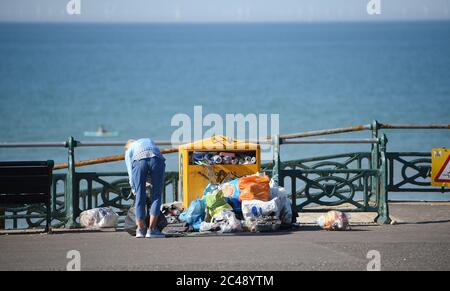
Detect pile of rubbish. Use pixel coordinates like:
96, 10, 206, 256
158, 201, 191, 234
79, 175, 352, 235
161, 201, 184, 224
177, 172, 296, 234
317, 210, 351, 231
191, 151, 257, 165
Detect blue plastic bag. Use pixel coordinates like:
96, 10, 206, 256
179, 199, 206, 231
221, 178, 242, 213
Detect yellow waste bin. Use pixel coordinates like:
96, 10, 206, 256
178, 135, 261, 209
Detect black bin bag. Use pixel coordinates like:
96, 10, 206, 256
124, 200, 168, 236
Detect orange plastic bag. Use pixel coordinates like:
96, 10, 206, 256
238, 174, 270, 202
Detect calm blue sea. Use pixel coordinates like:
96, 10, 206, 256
0, 22, 449, 200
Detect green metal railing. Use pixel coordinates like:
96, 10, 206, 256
46, 171, 179, 228
0, 138, 181, 229
271, 134, 391, 224
1, 120, 449, 229
269, 121, 449, 224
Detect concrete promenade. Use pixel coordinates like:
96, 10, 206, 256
1, 202, 449, 271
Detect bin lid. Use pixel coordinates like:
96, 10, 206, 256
178, 135, 259, 151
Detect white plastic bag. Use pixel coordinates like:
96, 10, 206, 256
199, 221, 221, 232
212, 209, 242, 233
80, 207, 119, 228
270, 185, 293, 224
270, 184, 287, 200
220, 210, 242, 233
317, 211, 350, 231
241, 198, 279, 221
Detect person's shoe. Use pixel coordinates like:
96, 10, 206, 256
146, 229, 165, 238
136, 228, 146, 238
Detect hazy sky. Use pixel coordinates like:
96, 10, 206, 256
1, 0, 449, 22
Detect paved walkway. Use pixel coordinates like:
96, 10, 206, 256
1, 202, 450, 271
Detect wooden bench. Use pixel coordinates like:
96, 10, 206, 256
0, 161, 54, 232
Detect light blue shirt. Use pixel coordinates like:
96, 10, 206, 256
125, 138, 165, 192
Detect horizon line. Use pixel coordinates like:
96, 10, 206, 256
1, 19, 450, 25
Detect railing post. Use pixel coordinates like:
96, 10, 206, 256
371, 120, 380, 161
65, 136, 78, 228
376, 134, 391, 224
173, 174, 179, 202
370, 120, 380, 199
272, 135, 281, 187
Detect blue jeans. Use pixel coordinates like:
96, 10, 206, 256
132, 157, 166, 220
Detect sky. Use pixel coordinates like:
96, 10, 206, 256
0, 0, 449, 22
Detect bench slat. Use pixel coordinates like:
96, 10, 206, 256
0, 175, 50, 180
0, 161, 51, 167
0, 193, 50, 204
0, 166, 51, 176
0, 182, 50, 194
0, 174, 51, 195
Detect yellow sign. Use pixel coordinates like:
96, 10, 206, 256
432, 148, 450, 187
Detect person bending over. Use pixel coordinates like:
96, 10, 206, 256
125, 138, 166, 238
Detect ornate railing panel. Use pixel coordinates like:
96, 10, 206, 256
277, 153, 378, 212
1, 171, 179, 229
387, 152, 450, 193
281, 169, 379, 212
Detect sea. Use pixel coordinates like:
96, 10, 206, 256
0, 21, 449, 201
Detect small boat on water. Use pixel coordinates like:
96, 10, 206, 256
84, 126, 119, 137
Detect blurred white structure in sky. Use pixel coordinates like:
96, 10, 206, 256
0, 0, 449, 22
